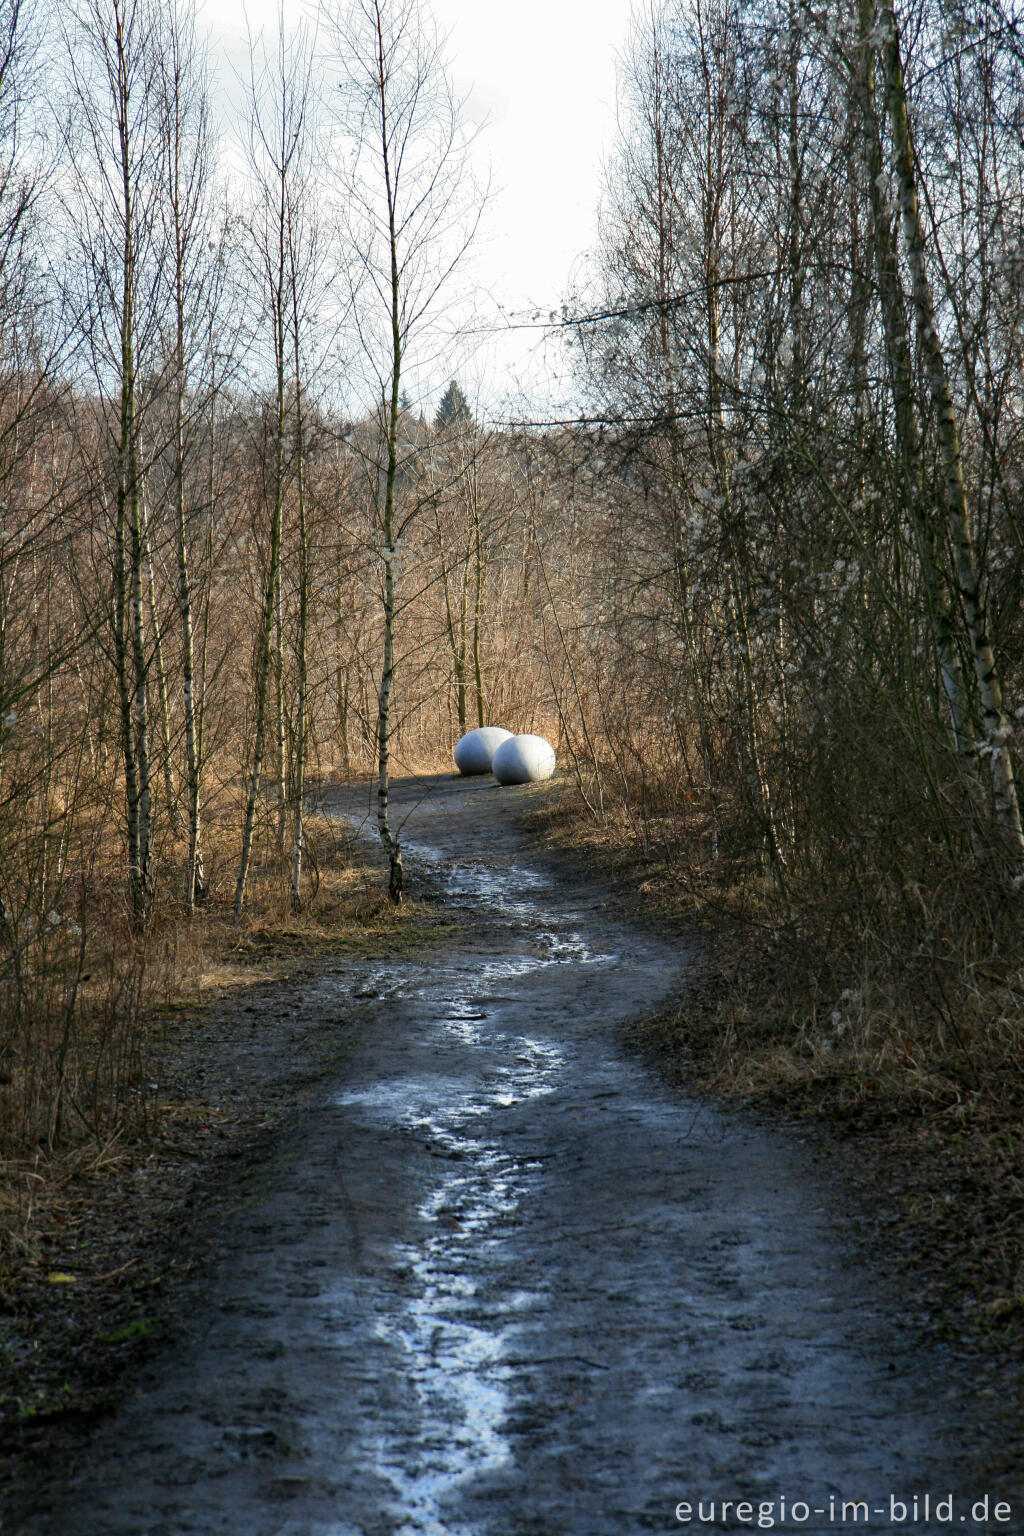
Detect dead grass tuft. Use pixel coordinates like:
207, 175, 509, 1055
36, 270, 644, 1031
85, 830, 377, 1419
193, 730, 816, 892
0, 800, 417, 1273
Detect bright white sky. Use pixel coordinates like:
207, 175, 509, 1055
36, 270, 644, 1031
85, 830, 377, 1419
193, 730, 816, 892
201, 0, 634, 415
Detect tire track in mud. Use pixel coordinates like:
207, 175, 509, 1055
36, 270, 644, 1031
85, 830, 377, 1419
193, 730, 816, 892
29, 775, 1022, 1536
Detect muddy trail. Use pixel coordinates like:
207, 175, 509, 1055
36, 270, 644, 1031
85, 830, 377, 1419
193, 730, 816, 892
26, 775, 1023, 1535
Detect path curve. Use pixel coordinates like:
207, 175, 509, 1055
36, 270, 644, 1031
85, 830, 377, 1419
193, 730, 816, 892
32, 775, 1020, 1536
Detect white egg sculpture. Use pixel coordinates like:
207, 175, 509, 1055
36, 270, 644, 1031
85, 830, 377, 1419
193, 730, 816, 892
453, 725, 513, 776
491, 733, 556, 786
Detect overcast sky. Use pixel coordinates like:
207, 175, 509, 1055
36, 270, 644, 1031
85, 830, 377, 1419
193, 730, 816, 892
202, 0, 633, 414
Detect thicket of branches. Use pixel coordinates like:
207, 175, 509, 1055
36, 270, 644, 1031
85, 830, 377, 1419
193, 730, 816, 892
556, 0, 1024, 1079
0, 0, 576, 1152
6, 0, 1024, 1152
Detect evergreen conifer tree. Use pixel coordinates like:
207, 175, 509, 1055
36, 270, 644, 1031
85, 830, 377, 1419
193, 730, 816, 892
434, 378, 473, 430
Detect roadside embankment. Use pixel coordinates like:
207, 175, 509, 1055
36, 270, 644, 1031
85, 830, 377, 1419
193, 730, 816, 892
527, 779, 1024, 1361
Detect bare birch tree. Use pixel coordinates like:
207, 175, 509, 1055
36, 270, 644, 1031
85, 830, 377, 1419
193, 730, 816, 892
324, 0, 481, 903
62, 0, 170, 926
233, 17, 318, 918
155, 0, 221, 907
871, 0, 1024, 868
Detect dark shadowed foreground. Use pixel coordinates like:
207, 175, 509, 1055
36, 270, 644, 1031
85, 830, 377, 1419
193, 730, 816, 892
24, 777, 1023, 1535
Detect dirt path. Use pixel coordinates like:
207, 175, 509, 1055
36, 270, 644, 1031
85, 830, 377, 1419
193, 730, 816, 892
25, 776, 1023, 1535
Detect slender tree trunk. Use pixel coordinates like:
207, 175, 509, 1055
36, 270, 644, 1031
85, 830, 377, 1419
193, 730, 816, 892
649, 34, 721, 858
471, 484, 485, 728
156, 0, 209, 909
126, 449, 153, 921
708, 244, 781, 869
377, 502, 403, 903
114, 483, 142, 916
856, 0, 983, 857
115, 79, 153, 927
143, 491, 183, 835
173, 339, 205, 904
435, 508, 468, 733
289, 295, 308, 912
455, 561, 469, 734
876, 0, 1024, 866
274, 556, 287, 850
377, 375, 403, 902
235, 238, 288, 917
128, 462, 153, 920
375, 20, 404, 905
193, 332, 218, 904
335, 558, 353, 775
175, 446, 204, 904
234, 454, 285, 916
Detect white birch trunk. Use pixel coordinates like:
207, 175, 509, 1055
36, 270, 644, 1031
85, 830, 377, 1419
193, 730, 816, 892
877, 0, 1024, 867
289, 280, 308, 912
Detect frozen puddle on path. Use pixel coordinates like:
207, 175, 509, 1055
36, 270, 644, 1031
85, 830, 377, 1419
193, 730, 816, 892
403, 840, 606, 964
332, 863, 594, 1536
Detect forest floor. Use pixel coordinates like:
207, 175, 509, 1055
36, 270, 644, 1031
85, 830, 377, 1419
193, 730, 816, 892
2, 773, 1023, 1535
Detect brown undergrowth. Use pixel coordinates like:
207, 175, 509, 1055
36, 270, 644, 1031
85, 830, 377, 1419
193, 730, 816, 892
528, 777, 1024, 1359
0, 793, 444, 1456
0, 801, 392, 1159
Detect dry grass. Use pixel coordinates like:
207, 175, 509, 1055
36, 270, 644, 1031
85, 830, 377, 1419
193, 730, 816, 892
0, 794, 417, 1273
529, 774, 1024, 1351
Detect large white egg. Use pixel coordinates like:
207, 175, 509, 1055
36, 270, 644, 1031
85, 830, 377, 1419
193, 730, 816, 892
491, 733, 556, 785
453, 726, 513, 776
